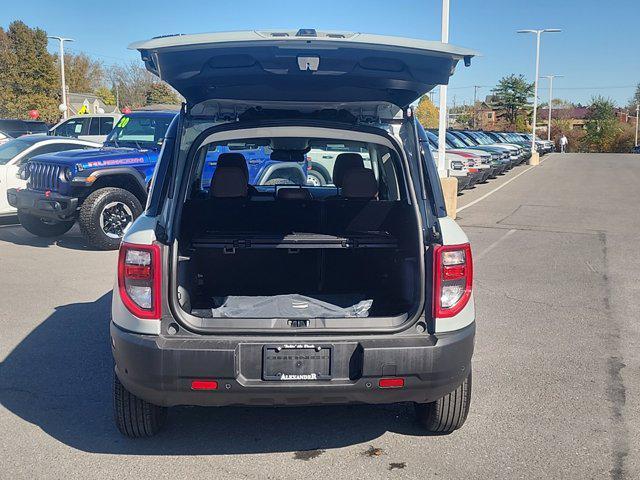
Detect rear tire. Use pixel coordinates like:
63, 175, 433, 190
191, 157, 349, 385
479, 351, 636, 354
79, 187, 143, 250
17, 210, 75, 237
415, 371, 472, 433
114, 373, 167, 438
306, 170, 326, 186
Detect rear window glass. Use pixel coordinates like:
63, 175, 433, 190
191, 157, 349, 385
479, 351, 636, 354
192, 136, 403, 201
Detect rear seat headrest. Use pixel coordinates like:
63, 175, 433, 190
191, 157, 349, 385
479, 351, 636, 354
277, 187, 312, 200
341, 167, 378, 199
333, 153, 364, 187
210, 167, 248, 198
217, 152, 248, 180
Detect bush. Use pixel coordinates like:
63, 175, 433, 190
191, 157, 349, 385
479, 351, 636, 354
611, 123, 636, 153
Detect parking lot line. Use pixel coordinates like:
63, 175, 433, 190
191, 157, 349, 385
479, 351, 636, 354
474, 228, 517, 261
458, 154, 554, 213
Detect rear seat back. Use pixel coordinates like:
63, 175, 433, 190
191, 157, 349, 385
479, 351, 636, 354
341, 167, 378, 199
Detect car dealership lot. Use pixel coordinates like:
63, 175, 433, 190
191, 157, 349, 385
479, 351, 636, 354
1, 153, 639, 479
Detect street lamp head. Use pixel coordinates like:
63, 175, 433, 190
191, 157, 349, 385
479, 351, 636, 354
47, 36, 74, 43
517, 29, 561, 34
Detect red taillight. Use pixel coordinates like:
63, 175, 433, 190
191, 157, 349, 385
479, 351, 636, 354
191, 380, 218, 390
433, 243, 473, 318
379, 378, 405, 389
118, 242, 161, 320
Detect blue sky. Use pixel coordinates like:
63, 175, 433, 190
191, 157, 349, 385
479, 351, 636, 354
2, 0, 638, 107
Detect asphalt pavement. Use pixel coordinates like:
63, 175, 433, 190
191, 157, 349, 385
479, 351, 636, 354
0, 153, 638, 479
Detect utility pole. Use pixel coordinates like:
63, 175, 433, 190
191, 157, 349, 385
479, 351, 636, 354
48, 36, 74, 120
437, 0, 450, 176
541, 75, 563, 141
473, 85, 481, 129
517, 29, 561, 160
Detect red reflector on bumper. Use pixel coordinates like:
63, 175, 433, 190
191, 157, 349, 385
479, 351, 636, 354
379, 378, 404, 389
191, 380, 218, 390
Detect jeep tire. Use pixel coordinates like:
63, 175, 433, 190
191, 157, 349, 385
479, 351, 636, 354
114, 373, 167, 438
306, 169, 326, 186
17, 210, 75, 237
415, 371, 472, 434
79, 187, 143, 250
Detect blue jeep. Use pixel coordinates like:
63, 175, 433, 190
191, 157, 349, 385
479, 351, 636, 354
8, 110, 308, 249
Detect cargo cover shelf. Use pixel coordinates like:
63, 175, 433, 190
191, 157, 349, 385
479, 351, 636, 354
190, 231, 398, 250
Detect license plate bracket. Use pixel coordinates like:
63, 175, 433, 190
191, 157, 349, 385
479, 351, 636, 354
262, 344, 332, 381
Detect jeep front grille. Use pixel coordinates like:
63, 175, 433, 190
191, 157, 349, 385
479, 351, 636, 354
29, 162, 61, 192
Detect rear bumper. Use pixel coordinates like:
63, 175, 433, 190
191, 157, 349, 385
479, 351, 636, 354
111, 321, 475, 407
8, 188, 78, 221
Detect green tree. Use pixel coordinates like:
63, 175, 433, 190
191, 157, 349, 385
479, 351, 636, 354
95, 86, 116, 105
491, 74, 534, 128
0, 21, 58, 122
415, 95, 439, 128
145, 82, 181, 105
580, 96, 620, 152
61, 52, 104, 92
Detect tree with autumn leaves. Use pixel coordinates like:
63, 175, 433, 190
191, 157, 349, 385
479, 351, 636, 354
415, 96, 439, 128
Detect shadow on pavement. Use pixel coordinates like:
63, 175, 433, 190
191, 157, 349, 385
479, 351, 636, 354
0, 224, 93, 251
0, 292, 428, 455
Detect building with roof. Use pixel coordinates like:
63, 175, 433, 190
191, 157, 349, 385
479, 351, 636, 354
67, 93, 120, 116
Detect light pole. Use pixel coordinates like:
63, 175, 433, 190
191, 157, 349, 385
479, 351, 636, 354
437, 0, 450, 176
541, 74, 563, 141
473, 85, 481, 129
517, 29, 561, 159
48, 36, 74, 119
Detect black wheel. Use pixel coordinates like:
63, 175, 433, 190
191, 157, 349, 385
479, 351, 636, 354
306, 169, 326, 187
17, 210, 75, 237
415, 371, 472, 433
78, 187, 143, 250
114, 373, 167, 438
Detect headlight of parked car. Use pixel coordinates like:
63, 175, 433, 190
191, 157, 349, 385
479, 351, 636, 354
17, 163, 31, 180
59, 167, 73, 182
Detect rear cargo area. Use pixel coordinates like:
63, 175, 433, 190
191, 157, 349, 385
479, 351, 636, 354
175, 193, 420, 321
171, 133, 423, 327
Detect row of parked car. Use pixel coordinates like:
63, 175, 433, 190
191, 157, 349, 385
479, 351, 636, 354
419, 125, 554, 192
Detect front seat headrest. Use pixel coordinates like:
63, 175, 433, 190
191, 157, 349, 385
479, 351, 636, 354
341, 167, 378, 199
333, 153, 364, 187
210, 166, 248, 198
217, 152, 248, 180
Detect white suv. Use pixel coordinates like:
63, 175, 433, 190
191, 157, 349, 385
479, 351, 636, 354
111, 29, 477, 437
49, 114, 121, 143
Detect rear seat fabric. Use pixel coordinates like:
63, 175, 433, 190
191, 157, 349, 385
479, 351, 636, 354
341, 167, 378, 199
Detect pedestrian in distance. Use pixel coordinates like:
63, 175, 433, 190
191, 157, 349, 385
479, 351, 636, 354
559, 134, 568, 153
